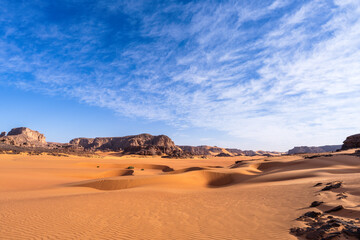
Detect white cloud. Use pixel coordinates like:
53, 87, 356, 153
1, 0, 360, 150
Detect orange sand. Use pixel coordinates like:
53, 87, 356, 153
1, 151, 359, 239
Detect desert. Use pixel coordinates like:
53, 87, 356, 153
2, 1, 360, 239
1, 128, 360, 239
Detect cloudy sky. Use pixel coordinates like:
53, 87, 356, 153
0, 0, 359, 151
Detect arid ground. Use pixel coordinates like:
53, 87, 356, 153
1, 151, 360, 239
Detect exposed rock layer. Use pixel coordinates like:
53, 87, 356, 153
70, 134, 181, 155
342, 134, 360, 150
179, 146, 282, 157
0, 127, 46, 147
0, 127, 284, 156
288, 145, 341, 154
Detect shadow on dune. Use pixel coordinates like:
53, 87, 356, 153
69, 154, 360, 191
69, 170, 236, 190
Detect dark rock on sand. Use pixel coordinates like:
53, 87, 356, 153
325, 205, 344, 213
303, 211, 322, 219
336, 192, 348, 199
310, 201, 324, 208
313, 182, 323, 187
305, 229, 325, 240
321, 181, 342, 191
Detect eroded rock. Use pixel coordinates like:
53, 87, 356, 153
0, 127, 46, 147
70, 134, 181, 155
321, 181, 342, 191
342, 133, 360, 150
310, 201, 324, 208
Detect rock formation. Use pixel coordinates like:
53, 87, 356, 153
341, 134, 360, 150
225, 148, 245, 156
69, 134, 181, 155
178, 146, 229, 156
0, 127, 46, 147
0, 127, 285, 157
179, 146, 282, 156
288, 145, 341, 154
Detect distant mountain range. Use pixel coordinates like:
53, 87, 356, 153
1, 127, 359, 157
287, 145, 342, 154
0, 127, 282, 157
178, 145, 282, 156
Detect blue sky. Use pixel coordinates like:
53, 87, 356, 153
1, 0, 359, 151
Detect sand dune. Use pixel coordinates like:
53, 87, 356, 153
1, 151, 359, 239
72, 170, 234, 190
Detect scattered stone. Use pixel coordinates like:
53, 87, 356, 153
290, 227, 308, 236
325, 205, 344, 213
0, 132, 6, 137
291, 182, 360, 240
321, 181, 342, 191
322, 232, 341, 240
291, 215, 360, 240
336, 192, 347, 199
305, 229, 325, 240
310, 201, 324, 207
314, 182, 323, 187
343, 227, 360, 237
303, 211, 322, 219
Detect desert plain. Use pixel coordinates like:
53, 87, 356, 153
1, 150, 360, 240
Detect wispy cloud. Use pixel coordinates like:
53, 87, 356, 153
0, 0, 359, 150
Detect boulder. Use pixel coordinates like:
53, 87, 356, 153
341, 134, 360, 150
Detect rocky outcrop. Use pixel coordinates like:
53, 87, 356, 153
0, 127, 46, 147
225, 148, 245, 156
341, 134, 360, 150
288, 145, 341, 154
179, 146, 282, 156
178, 146, 228, 156
69, 134, 181, 155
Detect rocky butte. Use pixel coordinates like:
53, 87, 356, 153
69, 134, 182, 155
341, 134, 360, 150
0, 127, 46, 147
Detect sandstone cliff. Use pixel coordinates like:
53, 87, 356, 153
178, 146, 230, 156
69, 134, 181, 155
288, 145, 341, 154
341, 134, 360, 150
0, 127, 46, 147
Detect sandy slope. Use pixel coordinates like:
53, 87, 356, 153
0, 151, 359, 239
